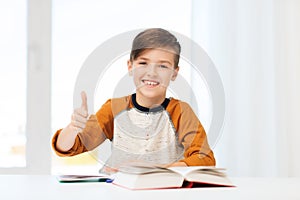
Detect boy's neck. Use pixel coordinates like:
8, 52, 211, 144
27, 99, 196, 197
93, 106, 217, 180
135, 92, 166, 109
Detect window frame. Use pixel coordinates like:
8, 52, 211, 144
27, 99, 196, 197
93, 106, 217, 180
0, 0, 52, 174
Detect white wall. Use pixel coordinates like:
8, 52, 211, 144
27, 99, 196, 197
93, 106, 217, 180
192, 0, 300, 177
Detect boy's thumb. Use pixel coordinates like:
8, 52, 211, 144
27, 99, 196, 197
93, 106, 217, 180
81, 91, 88, 112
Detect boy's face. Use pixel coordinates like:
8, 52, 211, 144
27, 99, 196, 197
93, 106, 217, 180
127, 48, 179, 104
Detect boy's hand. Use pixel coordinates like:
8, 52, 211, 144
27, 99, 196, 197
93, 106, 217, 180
57, 91, 89, 152
165, 162, 187, 168
70, 91, 89, 134
101, 166, 119, 175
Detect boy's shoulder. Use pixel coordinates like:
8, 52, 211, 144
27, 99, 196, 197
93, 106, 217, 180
167, 98, 199, 122
168, 97, 192, 109
99, 95, 132, 116
167, 97, 195, 115
110, 95, 132, 104
101, 95, 131, 105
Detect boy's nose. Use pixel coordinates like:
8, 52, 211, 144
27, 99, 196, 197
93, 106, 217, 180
147, 64, 158, 75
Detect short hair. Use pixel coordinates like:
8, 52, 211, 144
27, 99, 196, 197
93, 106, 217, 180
130, 28, 181, 67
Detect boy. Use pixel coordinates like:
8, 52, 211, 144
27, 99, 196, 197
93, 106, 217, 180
52, 28, 215, 173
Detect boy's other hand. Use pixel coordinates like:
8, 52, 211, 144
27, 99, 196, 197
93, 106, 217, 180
164, 162, 188, 168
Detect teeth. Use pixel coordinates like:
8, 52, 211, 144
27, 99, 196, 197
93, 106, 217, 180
144, 80, 158, 86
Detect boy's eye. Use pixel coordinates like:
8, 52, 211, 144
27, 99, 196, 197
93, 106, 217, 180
158, 65, 168, 69
138, 62, 147, 66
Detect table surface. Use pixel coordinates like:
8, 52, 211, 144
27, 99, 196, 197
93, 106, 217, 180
0, 175, 299, 200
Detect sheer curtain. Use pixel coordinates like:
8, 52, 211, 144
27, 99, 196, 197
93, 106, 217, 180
191, 0, 300, 177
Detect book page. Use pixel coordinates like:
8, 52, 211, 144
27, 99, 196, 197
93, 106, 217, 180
168, 166, 233, 186
168, 166, 224, 176
118, 161, 171, 174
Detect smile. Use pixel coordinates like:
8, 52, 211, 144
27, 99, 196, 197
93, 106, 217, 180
142, 80, 160, 86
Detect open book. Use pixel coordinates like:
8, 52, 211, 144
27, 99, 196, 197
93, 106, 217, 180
112, 164, 234, 190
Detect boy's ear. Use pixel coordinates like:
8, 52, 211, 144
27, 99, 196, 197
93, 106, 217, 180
127, 60, 133, 76
171, 66, 179, 81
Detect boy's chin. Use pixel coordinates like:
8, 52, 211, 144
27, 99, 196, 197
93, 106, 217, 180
136, 89, 166, 99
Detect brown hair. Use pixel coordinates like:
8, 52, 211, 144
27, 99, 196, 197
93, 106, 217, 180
130, 28, 181, 68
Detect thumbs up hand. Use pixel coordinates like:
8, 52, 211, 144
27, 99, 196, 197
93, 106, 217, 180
56, 91, 90, 152
70, 91, 89, 133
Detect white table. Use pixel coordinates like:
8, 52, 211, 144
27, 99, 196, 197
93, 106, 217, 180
0, 175, 299, 200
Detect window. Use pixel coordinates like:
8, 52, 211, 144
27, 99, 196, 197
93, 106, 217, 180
0, 0, 51, 174
0, 1, 27, 168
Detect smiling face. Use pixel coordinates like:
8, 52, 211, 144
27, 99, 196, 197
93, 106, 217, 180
128, 48, 179, 108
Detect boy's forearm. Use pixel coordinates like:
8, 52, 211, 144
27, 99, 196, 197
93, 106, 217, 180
181, 152, 216, 166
